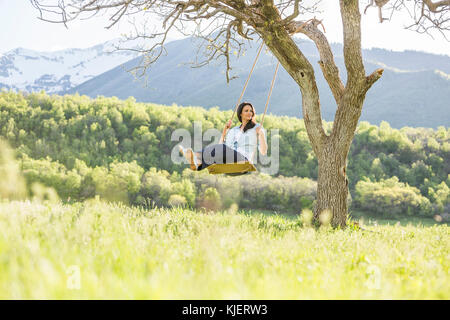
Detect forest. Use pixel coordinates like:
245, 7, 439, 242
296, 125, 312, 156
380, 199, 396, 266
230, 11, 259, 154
0, 90, 448, 218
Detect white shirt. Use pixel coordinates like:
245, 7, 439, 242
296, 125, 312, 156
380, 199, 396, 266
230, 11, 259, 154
225, 123, 267, 163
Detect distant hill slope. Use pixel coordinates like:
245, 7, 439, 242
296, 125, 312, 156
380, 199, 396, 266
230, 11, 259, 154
67, 37, 450, 128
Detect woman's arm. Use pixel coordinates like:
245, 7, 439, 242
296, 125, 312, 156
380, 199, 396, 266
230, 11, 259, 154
256, 125, 268, 155
219, 120, 232, 144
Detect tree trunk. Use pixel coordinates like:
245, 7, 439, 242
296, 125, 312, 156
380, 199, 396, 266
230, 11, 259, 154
315, 145, 349, 228
253, 1, 382, 229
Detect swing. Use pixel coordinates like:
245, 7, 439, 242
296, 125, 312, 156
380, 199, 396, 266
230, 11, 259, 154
207, 41, 280, 175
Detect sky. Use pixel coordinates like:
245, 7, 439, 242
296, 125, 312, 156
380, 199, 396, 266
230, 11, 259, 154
1, 0, 449, 56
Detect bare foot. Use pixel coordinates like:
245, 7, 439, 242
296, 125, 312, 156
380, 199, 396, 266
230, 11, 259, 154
179, 146, 200, 170
186, 149, 197, 171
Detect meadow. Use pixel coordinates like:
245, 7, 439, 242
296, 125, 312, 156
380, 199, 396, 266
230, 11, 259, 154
0, 199, 448, 299
0, 92, 448, 299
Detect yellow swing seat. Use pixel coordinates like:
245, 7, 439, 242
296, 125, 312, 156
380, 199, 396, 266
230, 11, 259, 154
207, 161, 257, 175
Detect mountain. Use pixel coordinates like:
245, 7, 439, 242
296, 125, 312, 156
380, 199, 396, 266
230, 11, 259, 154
2, 36, 449, 128
0, 39, 140, 93
67, 37, 450, 128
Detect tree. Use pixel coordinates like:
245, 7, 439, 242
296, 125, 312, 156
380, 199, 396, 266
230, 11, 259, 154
30, 0, 450, 227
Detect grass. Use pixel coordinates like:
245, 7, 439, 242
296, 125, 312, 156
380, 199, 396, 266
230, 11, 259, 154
0, 199, 448, 299
349, 210, 447, 227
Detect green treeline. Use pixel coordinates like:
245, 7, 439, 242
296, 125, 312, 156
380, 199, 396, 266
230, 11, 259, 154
0, 90, 449, 216
16, 154, 317, 213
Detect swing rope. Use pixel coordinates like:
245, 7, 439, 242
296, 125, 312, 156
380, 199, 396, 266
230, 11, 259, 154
208, 43, 280, 175
229, 40, 279, 128
228, 19, 317, 126
261, 61, 279, 126
230, 40, 265, 123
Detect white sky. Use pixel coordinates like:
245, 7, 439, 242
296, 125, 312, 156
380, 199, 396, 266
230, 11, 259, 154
1, 0, 449, 56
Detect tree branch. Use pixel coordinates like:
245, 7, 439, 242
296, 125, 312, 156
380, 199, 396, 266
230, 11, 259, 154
330, 1, 385, 157
283, 0, 301, 23
340, 0, 365, 88
255, 2, 327, 151
382, 0, 450, 40
366, 68, 384, 88
289, 19, 345, 105
422, 0, 450, 12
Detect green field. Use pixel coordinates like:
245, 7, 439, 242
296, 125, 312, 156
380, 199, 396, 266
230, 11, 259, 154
0, 199, 448, 299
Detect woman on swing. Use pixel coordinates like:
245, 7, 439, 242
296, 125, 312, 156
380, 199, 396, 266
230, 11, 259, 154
179, 102, 268, 171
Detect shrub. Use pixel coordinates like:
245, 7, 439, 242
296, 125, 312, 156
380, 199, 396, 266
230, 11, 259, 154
168, 194, 187, 208
354, 177, 431, 217
140, 168, 172, 207
198, 187, 222, 212
20, 155, 81, 200
0, 139, 26, 200
170, 179, 196, 208
90, 161, 144, 204
428, 181, 450, 213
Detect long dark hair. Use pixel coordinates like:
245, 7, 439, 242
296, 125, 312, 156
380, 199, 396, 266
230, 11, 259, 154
237, 102, 256, 133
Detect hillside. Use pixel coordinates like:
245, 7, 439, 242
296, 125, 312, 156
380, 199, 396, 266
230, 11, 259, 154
68, 37, 450, 128
0, 91, 448, 216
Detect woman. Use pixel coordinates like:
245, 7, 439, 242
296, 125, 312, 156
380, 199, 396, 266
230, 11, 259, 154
180, 102, 268, 171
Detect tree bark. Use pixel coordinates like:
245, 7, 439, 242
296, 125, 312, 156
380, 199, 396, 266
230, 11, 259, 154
316, 146, 349, 228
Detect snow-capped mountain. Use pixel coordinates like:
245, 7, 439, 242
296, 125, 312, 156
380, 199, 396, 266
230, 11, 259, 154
0, 39, 144, 93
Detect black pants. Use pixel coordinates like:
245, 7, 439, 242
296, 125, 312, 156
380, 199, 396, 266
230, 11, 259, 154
197, 144, 249, 171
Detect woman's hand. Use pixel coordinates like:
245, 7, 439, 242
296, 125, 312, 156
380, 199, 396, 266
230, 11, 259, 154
256, 125, 267, 156
224, 119, 232, 130
220, 119, 232, 144
255, 125, 263, 136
